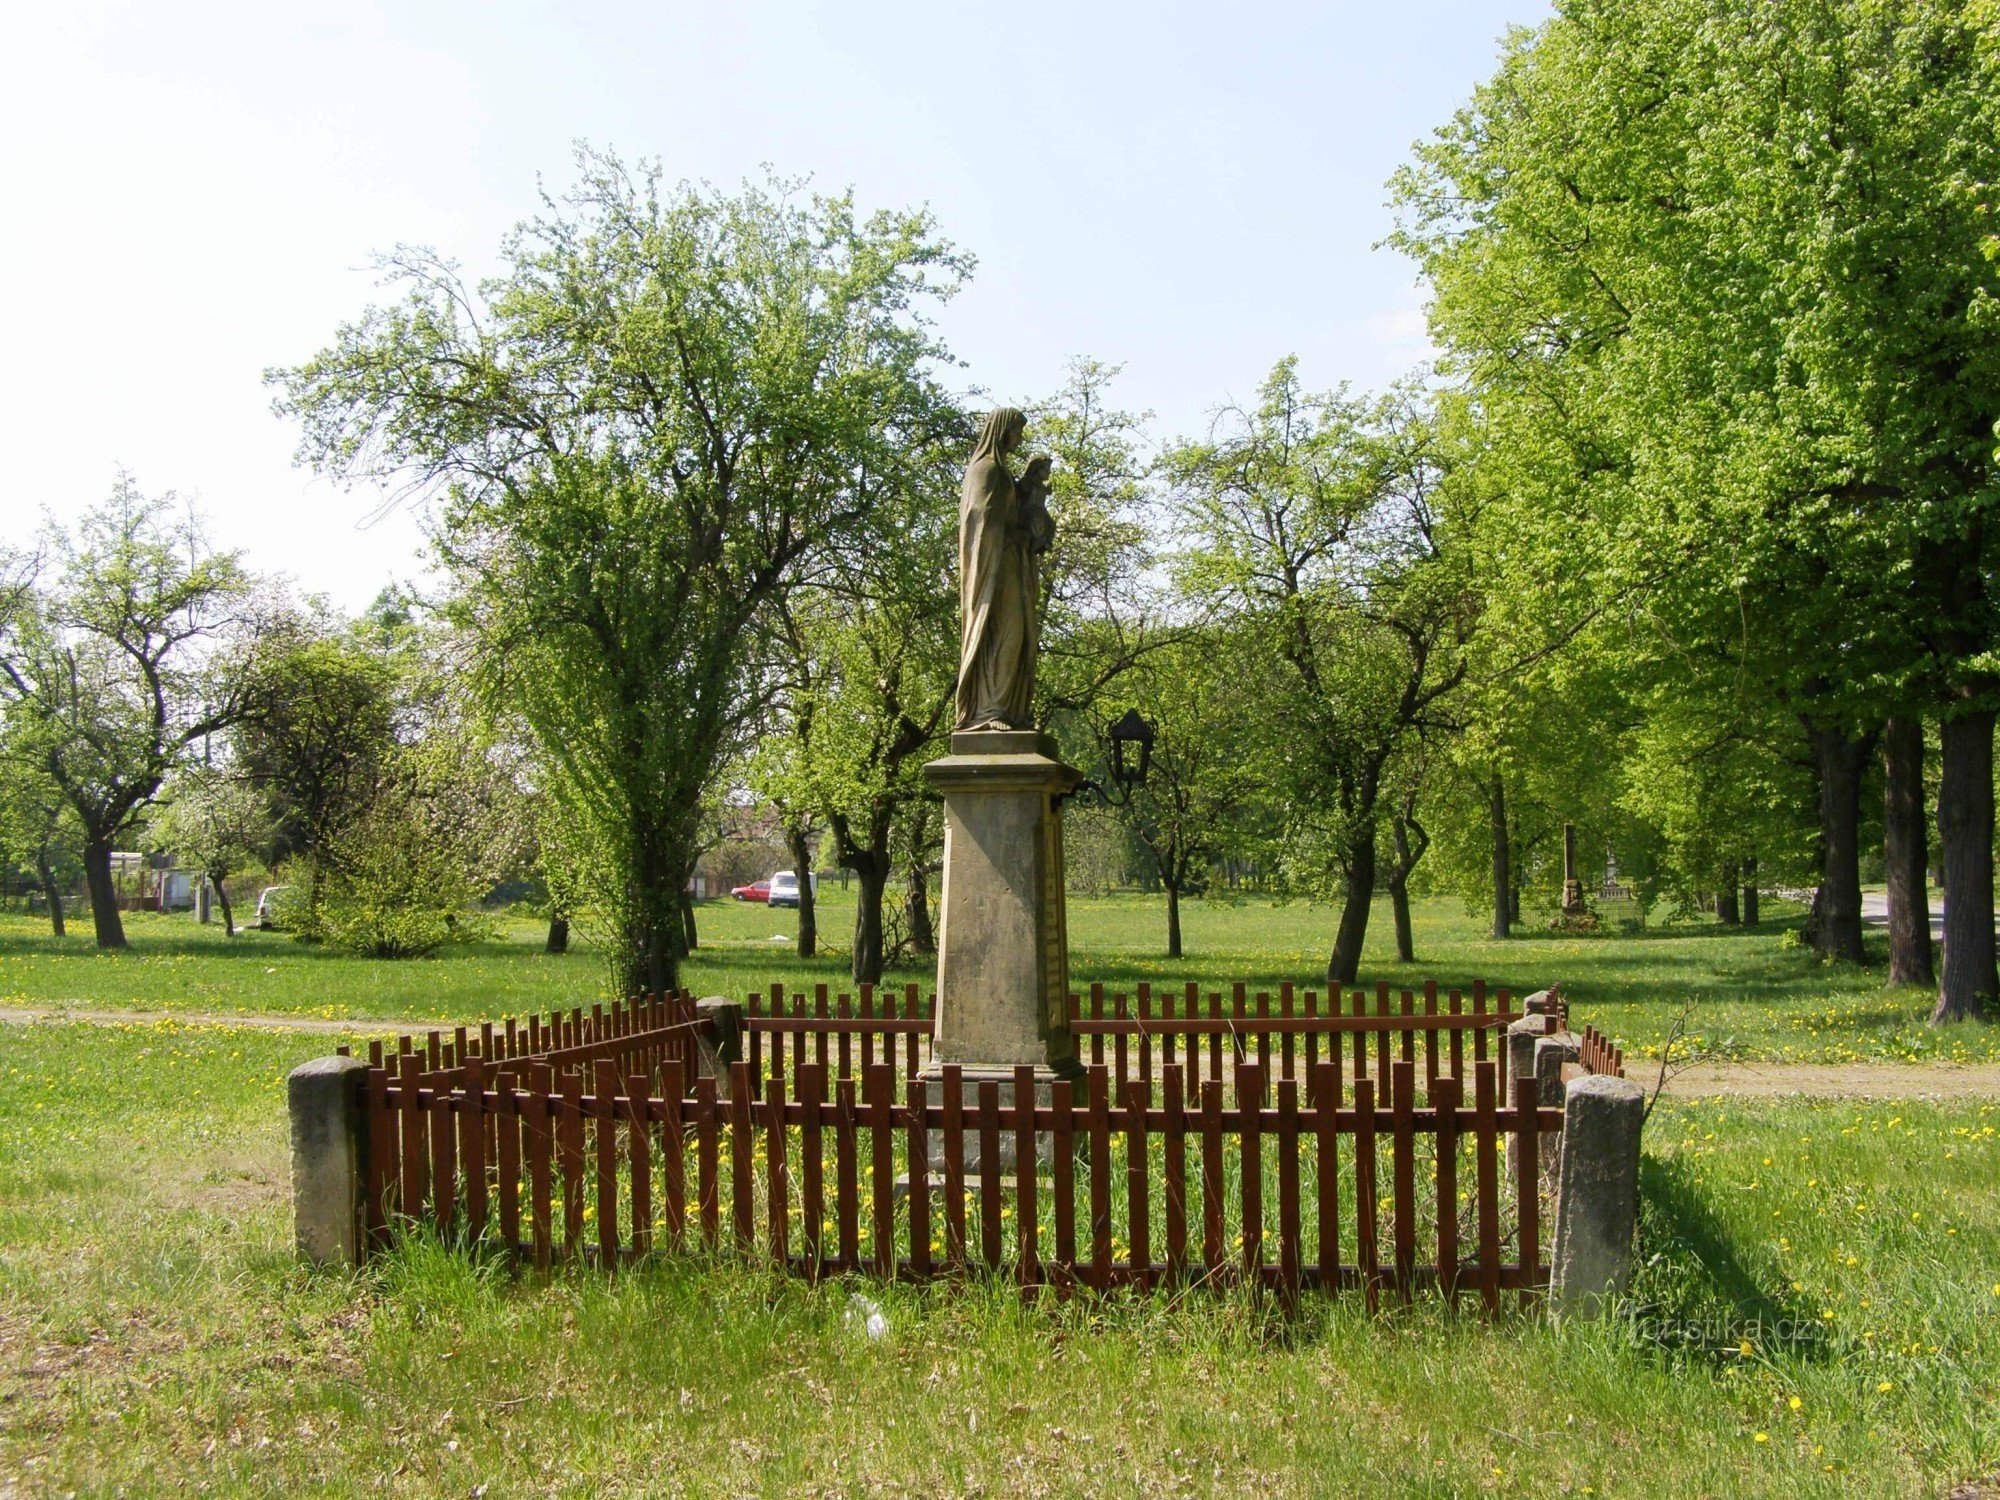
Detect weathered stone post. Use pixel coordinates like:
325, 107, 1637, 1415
921, 730, 1083, 1170
1551, 1073, 1645, 1309
288, 1054, 371, 1266
1533, 1031, 1582, 1173
694, 996, 745, 1080
1505, 1015, 1545, 1095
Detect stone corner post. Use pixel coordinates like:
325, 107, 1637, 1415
1551, 1072, 1646, 1311
287, 1054, 371, 1267
694, 996, 745, 1079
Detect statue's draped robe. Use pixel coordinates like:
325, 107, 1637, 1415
955, 408, 1039, 731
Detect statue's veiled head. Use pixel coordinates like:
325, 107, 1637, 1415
972, 407, 1027, 463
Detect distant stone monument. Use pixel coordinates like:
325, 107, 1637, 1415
1560, 822, 1587, 916
922, 410, 1083, 1156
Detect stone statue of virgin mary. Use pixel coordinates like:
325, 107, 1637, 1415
954, 407, 1053, 732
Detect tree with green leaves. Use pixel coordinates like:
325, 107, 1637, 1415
0, 750, 80, 937
1392, 0, 2000, 1021
753, 471, 960, 984
0, 479, 252, 948
150, 771, 270, 936
275, 148, 969, 997
232, 602, 398, 890
1166, 367, 1474, 982
1029, 359, 1160, 732
1116, 627, 1268, 958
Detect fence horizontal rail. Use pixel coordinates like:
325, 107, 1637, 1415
359, 993, 703, 1082
1067, 1013, 1521, 1035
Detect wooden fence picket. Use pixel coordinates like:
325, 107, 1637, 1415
1015, 1066, 1039, 1284
908, 1076, 930, 1279
1051, 1078, 1077, 1289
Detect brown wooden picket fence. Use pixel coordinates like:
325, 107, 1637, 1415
361, 1044, 1565, 1311
743, 978, 1548, 1099
1577, 1024, 1625, 1078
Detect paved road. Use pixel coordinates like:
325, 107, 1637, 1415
1854, 890, 2000, 937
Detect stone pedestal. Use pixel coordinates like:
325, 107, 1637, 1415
920, 731, 1083, 1169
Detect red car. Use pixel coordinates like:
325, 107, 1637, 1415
731, 880, 771, 903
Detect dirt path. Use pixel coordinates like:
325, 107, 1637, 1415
1657, 1061, 2000, 1099
0, 1005, 441, 1036
3, 1006, 1998, 1098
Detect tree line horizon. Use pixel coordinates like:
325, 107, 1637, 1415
3, 0, 1996, 1027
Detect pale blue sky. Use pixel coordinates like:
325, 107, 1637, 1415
1, 0, 1545, 607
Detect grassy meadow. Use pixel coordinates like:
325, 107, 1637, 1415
0, 1013, 1994, 1496
2, 887, 1994, 1066
2, 892, 1998, 1495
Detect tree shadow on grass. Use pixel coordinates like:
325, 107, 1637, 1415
1625, 1152, 1832, 1367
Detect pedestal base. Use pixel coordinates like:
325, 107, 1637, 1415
916, 1061, 1085, 1174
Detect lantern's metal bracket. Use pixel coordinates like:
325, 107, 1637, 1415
1053, 707, 1155, 810
1055, 776, 1134, 810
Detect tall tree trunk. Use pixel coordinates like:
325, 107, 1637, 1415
1934, 708, 1996, 1022
852, 859, 889, 986
905, 859, 935, 957
616, 823, 681, 999
1715, 862, 1740, 926
788, 823, 817, 960
679, 886, 698, 953
1389, 816, 1415, 962
80, 836, 128, 949
1165, 878, 1183, 959
36, 850, 65, 938
545, 914, 570, 955
1388, 873, 1414, 963
212, 873, 235, 937
1741, 856, 1759, 927
1489, 775, 1511, 940
1809, 724, 1868, 963
1881, 714, 1934, 987
1327, 821, 1377, 985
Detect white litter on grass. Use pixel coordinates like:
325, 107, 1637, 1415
844, 1294, 889, 1341
770, 934, 789, 942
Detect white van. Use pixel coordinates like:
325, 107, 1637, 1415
768, 871, 818, 909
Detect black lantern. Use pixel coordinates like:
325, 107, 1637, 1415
1107, 707, 1155, 791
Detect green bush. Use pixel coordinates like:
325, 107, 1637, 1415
304, 746, 495, 958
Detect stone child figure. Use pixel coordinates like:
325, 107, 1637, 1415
955, 407, 1053, 732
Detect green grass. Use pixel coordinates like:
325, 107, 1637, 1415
1, 1017, 1995, 1496
4, 889, 1995, 1066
